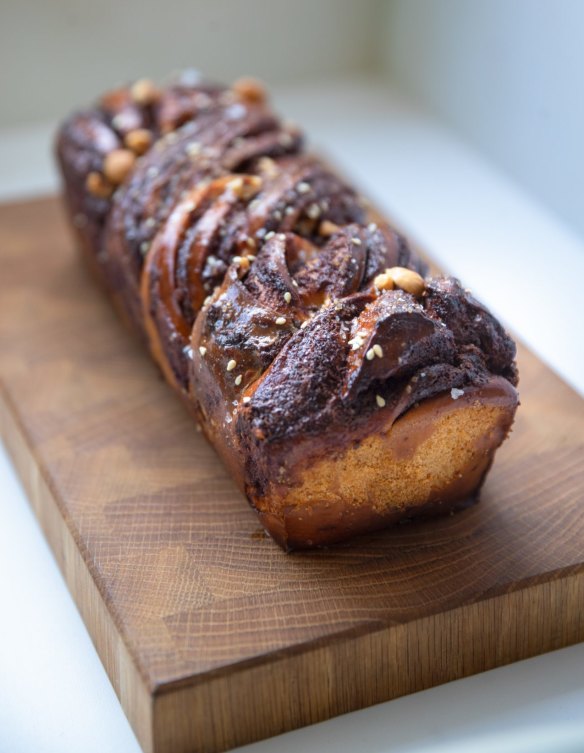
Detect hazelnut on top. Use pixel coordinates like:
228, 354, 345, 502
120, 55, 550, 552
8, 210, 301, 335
124, 128, 152, 155
103, 149, 136, 185
86, 171, 113, 199
374, 267, 425, 297
232, 77, 267, 104
130, 78, 160, 106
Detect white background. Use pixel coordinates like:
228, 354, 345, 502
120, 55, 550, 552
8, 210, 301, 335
1, 2, 583, 752
2, 0, 584, 239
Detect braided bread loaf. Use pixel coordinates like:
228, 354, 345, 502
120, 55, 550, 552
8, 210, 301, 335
56, 72, 518, 550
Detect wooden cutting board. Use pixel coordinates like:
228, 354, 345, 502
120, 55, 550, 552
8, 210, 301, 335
1, 197, 583, 753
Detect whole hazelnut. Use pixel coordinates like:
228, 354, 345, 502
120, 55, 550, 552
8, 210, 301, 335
124, 128, 152, 155
103, 149, 136, 185
373, 271, 395, 291
86, 171, 113, 199
232, 77, 267, 104
130, 78, 160, 106
387, 267, 426, 297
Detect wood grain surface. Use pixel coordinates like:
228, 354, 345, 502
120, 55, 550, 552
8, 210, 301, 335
1, 197, 583, 753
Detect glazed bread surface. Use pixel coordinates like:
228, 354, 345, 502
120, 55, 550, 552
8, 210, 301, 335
56, 71, 519, 549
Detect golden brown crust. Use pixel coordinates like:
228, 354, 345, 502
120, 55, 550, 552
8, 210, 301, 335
255, 378, 517, 549
56, 73, 519, 549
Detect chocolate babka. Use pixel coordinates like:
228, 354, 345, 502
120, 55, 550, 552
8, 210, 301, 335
56, 71, 518, 549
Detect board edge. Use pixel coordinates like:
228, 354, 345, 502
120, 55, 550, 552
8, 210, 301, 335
151, 569, 584, 753
0, 383, 155, 753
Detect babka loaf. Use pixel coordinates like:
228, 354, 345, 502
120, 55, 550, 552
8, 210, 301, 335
56, 71, 519, 550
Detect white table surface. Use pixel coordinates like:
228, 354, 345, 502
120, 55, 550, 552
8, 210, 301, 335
1, 77, 583, 753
